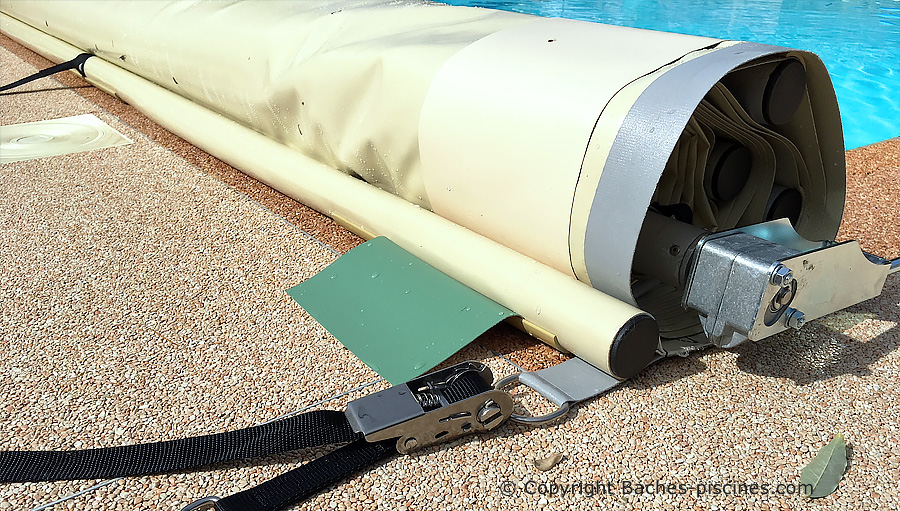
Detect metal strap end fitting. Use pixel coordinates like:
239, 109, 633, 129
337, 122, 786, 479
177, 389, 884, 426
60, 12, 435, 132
493, 373, 570, 425
181, 496, 220, 511
494, 357, 622, 424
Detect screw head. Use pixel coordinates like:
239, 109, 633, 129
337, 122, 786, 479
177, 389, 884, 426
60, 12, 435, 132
771, 264, 793, 287
403, 437, 419, 450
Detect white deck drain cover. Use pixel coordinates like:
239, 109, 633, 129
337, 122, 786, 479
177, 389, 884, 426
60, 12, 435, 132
1, 113, 132, 164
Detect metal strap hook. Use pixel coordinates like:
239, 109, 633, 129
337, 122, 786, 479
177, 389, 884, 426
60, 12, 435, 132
493, 373, 571, 425
181, 495, 220, 511
494, 357, 623, 425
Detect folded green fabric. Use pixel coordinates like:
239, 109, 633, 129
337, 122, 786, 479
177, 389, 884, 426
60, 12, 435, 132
287, 237, 516, 384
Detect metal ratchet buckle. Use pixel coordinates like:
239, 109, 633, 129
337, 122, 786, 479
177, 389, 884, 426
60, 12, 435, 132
345, 361, 514, 454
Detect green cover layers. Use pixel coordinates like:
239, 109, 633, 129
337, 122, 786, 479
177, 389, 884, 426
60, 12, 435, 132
287, 237, 515, 383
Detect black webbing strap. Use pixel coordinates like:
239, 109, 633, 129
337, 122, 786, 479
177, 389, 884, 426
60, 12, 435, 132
212, 372, 493, 511
0, 410, 356, 483
0, 52, 93, 92
0, 368, 494, 511
214, 438, 397, 511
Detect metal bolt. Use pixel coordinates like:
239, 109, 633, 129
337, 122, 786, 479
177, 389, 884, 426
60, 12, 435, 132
403, 437, 419, 450
770, 264, 793, 287
771, 286, 792, 309
477, 400, 502, 426
784, 308, 806, 329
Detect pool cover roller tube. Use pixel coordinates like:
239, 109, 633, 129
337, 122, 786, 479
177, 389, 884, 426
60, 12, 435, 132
0, 1, 844, 380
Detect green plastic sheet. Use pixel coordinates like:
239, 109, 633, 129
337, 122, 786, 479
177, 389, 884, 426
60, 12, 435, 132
287, 237, 516, 384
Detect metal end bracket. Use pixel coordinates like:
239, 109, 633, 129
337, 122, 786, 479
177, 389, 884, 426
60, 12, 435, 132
683, 219, 896, 348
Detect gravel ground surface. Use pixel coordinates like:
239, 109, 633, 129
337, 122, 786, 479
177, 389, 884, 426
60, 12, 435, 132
1, 36, 898, 511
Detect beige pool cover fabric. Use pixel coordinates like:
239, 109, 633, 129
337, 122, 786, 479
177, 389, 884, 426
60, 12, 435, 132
2, 35, 899, 511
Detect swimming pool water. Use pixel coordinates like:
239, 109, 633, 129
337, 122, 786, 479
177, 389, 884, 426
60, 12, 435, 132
445, 0, 900, 149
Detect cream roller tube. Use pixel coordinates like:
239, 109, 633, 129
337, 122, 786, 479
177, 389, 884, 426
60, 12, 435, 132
0, 12, 659, 379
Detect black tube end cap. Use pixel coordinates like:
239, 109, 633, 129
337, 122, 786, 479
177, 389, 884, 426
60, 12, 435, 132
608, 313, 660, 379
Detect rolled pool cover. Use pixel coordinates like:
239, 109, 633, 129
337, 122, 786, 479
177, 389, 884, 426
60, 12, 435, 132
0, 0, 845, 379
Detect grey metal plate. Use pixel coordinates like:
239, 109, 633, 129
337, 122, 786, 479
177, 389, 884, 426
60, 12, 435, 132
519, 357, 620, 406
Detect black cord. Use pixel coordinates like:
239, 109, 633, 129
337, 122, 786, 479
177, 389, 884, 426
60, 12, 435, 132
0, 52, 93, 92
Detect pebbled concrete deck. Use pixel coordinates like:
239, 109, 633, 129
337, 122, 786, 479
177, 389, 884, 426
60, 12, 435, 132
1, 34, 898, 511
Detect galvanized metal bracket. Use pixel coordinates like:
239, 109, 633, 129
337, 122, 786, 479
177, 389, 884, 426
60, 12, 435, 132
684, 219, 896, 348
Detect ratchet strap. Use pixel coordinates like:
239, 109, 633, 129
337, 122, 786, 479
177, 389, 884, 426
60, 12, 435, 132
1, 359, 623, 510
0, 362, 506, 511
0, 52, 93, 92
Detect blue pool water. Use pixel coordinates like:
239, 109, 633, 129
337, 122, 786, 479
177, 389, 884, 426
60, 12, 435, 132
445, 0, 900, 149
